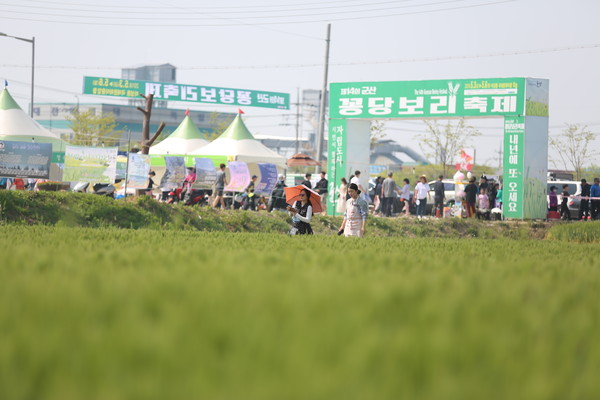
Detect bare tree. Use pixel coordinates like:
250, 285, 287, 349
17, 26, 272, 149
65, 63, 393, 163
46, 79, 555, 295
418, 118, 480, 177
136, 94, 165, 155
550, 124, 599, 180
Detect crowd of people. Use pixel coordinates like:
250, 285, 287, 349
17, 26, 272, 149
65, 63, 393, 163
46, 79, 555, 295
350, 171, 600, 222
0, 177, 44, 191
567, 178, 600, 220
3, 165, 599, 238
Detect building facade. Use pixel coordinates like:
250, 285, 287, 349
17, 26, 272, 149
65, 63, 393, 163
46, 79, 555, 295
33, 103, 235, 148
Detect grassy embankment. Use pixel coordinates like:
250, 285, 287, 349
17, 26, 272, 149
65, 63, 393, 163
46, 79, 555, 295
4, 190, 598, 240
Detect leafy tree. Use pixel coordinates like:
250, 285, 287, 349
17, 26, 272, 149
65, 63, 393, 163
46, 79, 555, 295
417, 118, 481, 177
65, 110, 123, 147
370, 120, 387, 149
550, 124, 599, 180
207, 112, 232, 141
582, 164, 600, 180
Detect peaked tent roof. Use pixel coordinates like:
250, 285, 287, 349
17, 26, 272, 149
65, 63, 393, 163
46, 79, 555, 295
287, 153, 321, 167
189, 114, 286, 168
0, 88, 67, 152
218, 114, 255, 141
0, 88, 21, 111
149, 115, 208, 155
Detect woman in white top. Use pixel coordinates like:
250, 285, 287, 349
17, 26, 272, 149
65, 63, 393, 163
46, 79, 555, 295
339, 183, 368, 237
336, 177, 348, 214
413, 175, 430, 219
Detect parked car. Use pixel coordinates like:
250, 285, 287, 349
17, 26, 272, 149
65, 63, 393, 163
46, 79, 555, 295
368, 178, 414, 215
547, 180, 581, 219
426, 179, 464, 215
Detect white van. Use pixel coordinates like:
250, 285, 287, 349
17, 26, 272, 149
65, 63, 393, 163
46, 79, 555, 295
547, 180, 581, 219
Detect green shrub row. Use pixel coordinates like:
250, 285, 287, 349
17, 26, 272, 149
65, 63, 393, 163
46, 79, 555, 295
1, 190, 598, 240
546, 221, 600, 243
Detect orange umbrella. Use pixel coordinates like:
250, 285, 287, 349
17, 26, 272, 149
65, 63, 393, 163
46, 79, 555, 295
284, 185, 324, 213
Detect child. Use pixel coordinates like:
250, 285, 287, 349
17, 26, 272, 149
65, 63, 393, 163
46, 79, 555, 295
477, 187, 490, 219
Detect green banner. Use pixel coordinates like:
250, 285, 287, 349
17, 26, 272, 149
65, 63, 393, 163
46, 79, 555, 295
330, 78, 526, 119
502, 116, 525, 219
327, 119, 347, 215
83, 76, 289, 110
52, 152, 65, 164
149, 154, 227, 168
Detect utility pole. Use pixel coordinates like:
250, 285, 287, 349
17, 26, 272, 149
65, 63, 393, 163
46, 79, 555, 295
495, 146, 503, 169
295, 88, 300, 154
124, 129, 132, 197
279, 89, 302, 154
0, 33, 35, 117
315, 23, 331, 173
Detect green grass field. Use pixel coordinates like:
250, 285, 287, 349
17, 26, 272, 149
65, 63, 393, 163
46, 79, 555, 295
1, 225, 599, 400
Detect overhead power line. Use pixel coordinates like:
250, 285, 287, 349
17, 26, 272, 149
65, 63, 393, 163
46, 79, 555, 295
0, 0, 514, 26
0, 0, 437, 15
14, 0, 409, 10
2, 43, 597, 71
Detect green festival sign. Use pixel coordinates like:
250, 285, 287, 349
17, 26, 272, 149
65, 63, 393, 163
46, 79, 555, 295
502, 117, 525, 219
330, 78, 531, 119
83, 76, 290, 110
328, 77, 549, 219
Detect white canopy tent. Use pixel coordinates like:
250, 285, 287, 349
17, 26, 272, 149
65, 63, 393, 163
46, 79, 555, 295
149, 113, 208, 156
0, 88, 66, 153
0, 88, 67, 180
189, 114, 286, 168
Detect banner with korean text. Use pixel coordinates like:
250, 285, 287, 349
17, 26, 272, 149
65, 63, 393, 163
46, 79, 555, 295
126, 153, 151, 188
502, 117, 525, 219
63, 146, 118, 183
159, 156, 186, 189
255, 163, 278, 195
224, 161, 250, 192
115, 152, 129, 180
326, 119, 347, 215
192, 158, 217, 189
330, 78, 526, 119
0, 140, 52, 179
83, 76, 289, 110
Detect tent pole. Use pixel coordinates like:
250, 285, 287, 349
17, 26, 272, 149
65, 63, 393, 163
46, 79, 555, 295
124, 129, 131, 197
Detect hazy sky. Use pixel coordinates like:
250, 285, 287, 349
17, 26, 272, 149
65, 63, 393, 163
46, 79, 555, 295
1, 0, 599, 169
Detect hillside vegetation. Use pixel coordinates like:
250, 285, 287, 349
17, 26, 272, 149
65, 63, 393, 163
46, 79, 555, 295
1, 190, 599, 241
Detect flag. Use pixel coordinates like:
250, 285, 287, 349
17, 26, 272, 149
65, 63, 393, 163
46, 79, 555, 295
238, 108, 245, 114
4, 80, 7, 87
185, 109, 190, 116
